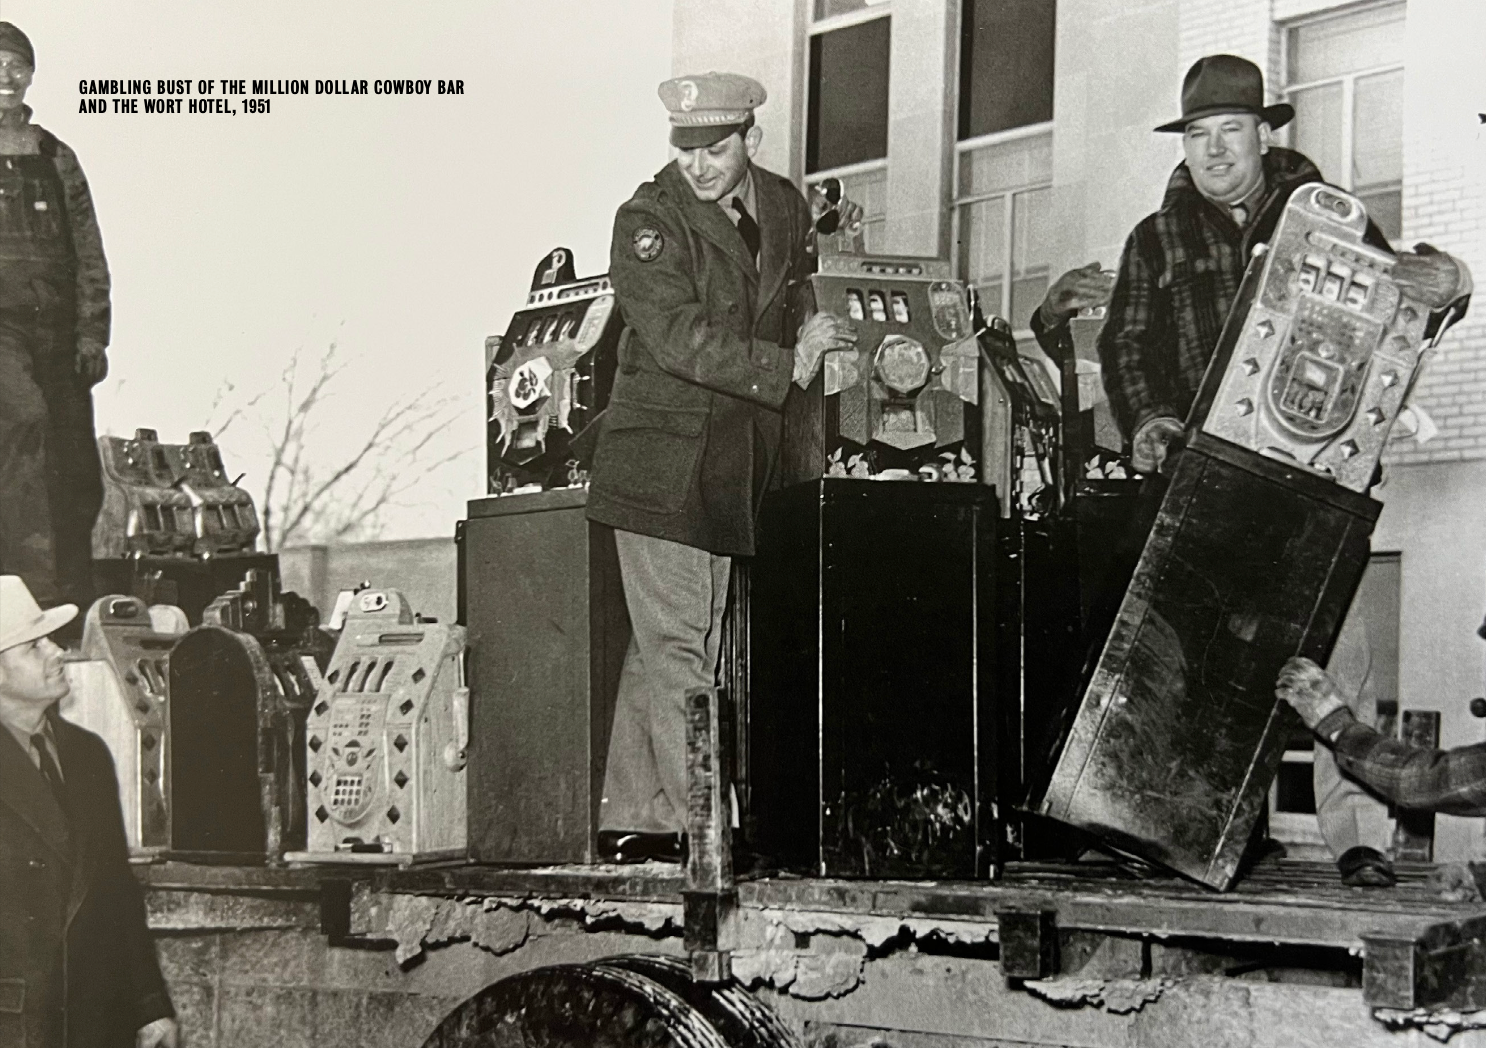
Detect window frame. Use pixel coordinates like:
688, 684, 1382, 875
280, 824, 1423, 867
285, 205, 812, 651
1278, 1, 1405, 209
802, 2, 893, 178
950, 120, 1054, 338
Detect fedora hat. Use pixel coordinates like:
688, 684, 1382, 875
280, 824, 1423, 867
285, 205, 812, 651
1155, 54, 1293, 134
0, 575, 76, 653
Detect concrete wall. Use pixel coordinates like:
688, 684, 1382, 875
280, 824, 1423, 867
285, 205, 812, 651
278, 538, 457, 625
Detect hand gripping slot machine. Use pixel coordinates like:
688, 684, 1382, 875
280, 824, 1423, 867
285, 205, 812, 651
486, 247, 622, 493
1038, 184, 1465, 889
287, 588, 468, 865
167, 569, 334, 863
59, 595, 188, 859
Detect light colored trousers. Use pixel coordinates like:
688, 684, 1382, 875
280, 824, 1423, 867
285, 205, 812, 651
599, 529, 731, 835
1313, 611, 1392, 857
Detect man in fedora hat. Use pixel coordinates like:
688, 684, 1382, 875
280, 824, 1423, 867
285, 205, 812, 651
0, 575, 177, 1047
585, 71, 861, 862
1055, 53, 1470, 477
0, 22, 112, 620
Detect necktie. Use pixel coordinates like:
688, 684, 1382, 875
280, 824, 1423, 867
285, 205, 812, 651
1229, 203, 1249, 228
31, 733, 66, 809
732, 197, 760, 262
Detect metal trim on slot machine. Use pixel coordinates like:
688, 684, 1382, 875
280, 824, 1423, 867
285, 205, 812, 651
60, 595, 188, 858
486, 247, 622, 493
1038, 183, 1463, 889
287, 588, 468, 865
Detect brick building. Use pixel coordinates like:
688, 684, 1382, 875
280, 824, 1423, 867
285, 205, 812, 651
670, 0, 1486, 858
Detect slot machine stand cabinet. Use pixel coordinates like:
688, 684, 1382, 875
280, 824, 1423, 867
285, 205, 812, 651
460, 489, 631, 865
747, 477, 1004, 880
1037, 432, 1379, 889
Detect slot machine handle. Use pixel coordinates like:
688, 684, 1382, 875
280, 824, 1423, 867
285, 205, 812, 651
444, 686, 470, 771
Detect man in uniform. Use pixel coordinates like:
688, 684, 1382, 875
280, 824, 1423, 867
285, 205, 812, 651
0, 23, 110, 617
586, 72, 859, 862
0, 575, 177, 1048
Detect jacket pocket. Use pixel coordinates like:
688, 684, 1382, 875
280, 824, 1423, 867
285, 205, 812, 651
592, 400, 706, 515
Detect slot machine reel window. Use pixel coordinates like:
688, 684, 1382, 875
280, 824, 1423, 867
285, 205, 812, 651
1283, 2, 1404, 242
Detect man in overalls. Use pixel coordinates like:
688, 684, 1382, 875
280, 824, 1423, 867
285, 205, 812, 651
0, 22, 110, 618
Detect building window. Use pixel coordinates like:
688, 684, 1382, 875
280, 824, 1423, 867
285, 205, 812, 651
953, 127, 1053, 331
806, 11, 891, 175
1283, 1, 1405, 242
812, 0, 888, 20
958, 0, 1056, 141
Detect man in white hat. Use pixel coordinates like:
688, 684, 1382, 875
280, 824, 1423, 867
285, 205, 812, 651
0, 575, 177, 1048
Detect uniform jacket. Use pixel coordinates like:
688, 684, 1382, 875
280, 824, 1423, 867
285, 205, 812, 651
0, 105, 111, 351
0, 712, 172, 1048
1096, 147, 1389, 440
586, 160, 813, 557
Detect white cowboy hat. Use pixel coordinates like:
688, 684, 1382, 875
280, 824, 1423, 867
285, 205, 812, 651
0, 575, 77, 652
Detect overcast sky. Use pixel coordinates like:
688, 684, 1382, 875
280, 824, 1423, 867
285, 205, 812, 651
4, 0, 674, 539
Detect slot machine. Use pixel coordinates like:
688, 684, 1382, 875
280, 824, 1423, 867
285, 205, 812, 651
59, 596, 188, 858
778, 255, 984, 485
92, 428, 278, 623
167, 569, 333, 863
286, 589, 468, 865
1038, 184, 1463, 889
486, 247, 622, 493
93, 428, 259, 558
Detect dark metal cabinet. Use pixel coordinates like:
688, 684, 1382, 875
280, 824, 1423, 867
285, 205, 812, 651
461, 490, 630, 865
749, 478, 1003, 879
1038, 434, 1379, 889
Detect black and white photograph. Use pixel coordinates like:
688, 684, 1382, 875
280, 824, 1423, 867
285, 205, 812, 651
1, 1, 1484, 1045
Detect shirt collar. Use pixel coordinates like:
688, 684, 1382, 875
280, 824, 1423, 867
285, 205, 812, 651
0, 704, 57, 766
718, 168, 756, 223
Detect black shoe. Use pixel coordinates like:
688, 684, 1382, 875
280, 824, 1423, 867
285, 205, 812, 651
597, 830, 685, 865
1338, 846, 1395, 887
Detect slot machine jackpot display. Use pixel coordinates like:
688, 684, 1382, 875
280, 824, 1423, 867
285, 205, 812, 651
778, 255, 983, 486
286, 589, 468, 865
60, 596, 188, 858
486, 247, 621, 493
1038, 184, 1456, 889
168, 569, 334, 863
92, 427, 279, 624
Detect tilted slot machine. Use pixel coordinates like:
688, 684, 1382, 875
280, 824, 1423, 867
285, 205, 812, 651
93, 428, 259, 559
59, 595, 188, 858
779, 255, 983, 486
288, 588, 467, 864
167, 569, 333, 863
1038, 184, 1462, 889
486, 247, 622, 492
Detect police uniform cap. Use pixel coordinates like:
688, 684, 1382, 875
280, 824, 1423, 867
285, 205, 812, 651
659, 72, 766, 148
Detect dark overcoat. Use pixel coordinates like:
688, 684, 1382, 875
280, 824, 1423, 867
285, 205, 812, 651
585, 160, 813, 557
0, 713, 172, 1048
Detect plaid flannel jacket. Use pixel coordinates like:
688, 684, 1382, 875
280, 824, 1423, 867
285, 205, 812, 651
1096, 148, 1378, 441
1315, 708, 1486, 816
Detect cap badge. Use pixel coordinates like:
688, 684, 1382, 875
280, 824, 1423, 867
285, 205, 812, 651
632, 227, 665, 263
678, 80, 699, 112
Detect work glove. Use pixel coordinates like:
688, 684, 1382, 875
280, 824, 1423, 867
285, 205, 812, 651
1036, 261, 1116, 327
1393, 243, 1466, 310
794, 311, 858, 388
1130, 415, 1185, 475
1275, 656, 1347, 730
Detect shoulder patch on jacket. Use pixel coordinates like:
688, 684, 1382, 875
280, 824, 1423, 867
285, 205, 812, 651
632, 227, 664, 262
